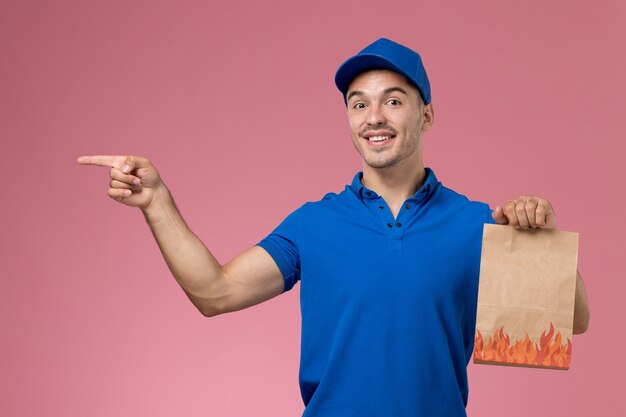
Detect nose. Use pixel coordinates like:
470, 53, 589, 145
366, 103, 386, 126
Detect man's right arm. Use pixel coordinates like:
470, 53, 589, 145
142, 185, 285, 316
78, 154, 285, 317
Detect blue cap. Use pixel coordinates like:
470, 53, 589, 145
334, 38, 431, 105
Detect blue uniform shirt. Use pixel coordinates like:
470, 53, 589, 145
257, 168, 496, 417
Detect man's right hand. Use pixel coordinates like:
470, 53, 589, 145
77, 155, 164, 210
77, 153, 285, 317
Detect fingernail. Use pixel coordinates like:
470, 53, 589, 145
122, 165, 131, 173
133, 178, 140, 185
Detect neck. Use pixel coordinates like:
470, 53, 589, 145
361, 159, 426, 206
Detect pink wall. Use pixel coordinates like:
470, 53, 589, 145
2, 0, 623, 415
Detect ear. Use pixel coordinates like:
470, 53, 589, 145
421, 103, 434, 131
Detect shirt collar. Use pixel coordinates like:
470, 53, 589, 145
349, 167, 440, 202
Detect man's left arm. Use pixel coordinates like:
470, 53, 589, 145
492, 196, 590, 335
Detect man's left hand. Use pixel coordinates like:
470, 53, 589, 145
492, 196, 556, 230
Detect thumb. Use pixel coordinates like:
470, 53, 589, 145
492, 206, 509, 225
121, 155, 150, 174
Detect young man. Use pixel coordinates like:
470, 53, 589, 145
78, 38, 589, 417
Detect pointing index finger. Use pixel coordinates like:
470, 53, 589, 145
77, 155, 124, 168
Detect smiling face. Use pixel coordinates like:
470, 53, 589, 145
346, 69, 434, 170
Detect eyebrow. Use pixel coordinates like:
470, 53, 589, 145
346, 86, 409, 102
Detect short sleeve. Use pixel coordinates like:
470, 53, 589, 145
256, 208, 302, 293
486, 207, 497, 224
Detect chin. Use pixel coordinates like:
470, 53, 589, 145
364, 158, 398, 169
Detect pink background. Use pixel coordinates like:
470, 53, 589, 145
1, 0, 624, 415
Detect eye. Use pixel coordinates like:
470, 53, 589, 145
353, 102, 366, 110
386, 99, 401, 106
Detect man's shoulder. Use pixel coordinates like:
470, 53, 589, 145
435, 183, 491, 216
291, 186, 353, 218
439, 183, 487, 204
299, 190, 343, 210
321, 191, 340, 201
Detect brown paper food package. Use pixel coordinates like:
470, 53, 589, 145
473, 224, 579, 370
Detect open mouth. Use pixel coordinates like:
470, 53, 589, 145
367, 135, 392, 142
363, 134, 396, 145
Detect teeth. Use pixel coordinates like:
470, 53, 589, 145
368, 136, 390, 142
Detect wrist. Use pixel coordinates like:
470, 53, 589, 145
141, 183, 173, 220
